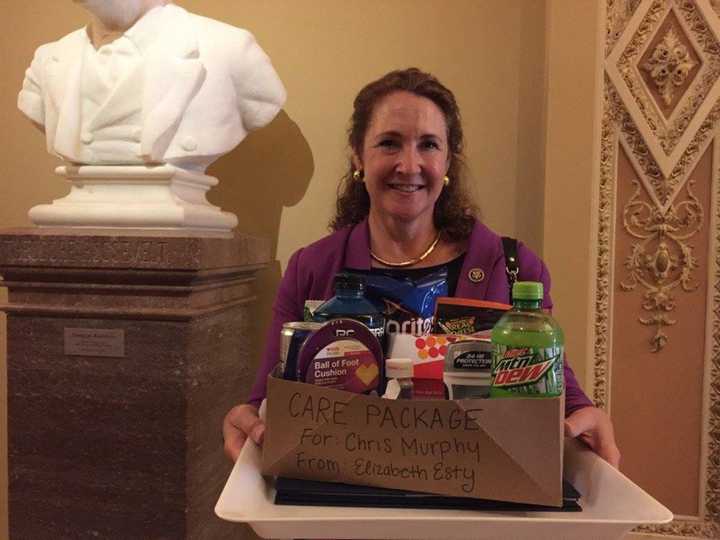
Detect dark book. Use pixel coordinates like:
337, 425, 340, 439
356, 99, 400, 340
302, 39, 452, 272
275, 477, 582, 512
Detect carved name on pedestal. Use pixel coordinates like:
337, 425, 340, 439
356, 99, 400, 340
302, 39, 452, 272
0, 238, 172, 267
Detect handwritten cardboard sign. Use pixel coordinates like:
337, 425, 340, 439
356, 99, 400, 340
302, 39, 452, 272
262, 376, 563, 506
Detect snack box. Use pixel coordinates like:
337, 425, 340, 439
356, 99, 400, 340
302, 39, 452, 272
386, 332, 486, 378
261, 374, 564, 507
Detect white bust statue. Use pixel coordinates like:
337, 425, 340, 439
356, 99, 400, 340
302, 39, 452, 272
18, 0, 287, 233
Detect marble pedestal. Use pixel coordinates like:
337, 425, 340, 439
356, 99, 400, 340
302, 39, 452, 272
0, 228, 270, 539
29, 165, 238, 233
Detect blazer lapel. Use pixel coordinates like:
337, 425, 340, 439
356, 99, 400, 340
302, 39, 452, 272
50, 33, 85, 160
86, 57, 145, 131
140, 7, 205, 160
455, 221, 499, 299
344, 219, 373, 270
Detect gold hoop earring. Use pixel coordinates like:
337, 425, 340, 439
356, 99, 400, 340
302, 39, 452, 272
443, 175, 450, 187
353, 170, 363, 181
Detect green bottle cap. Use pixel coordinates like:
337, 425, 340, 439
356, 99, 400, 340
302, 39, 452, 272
512, 281, 543, 300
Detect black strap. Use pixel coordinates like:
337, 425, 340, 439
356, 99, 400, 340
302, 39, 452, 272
501, 236, 519, 303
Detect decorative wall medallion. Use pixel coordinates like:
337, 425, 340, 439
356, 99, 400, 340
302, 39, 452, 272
606, 0, 720, 178
619, 177, 702, 351
641, 26, 698, 107
638, 10, 702, 118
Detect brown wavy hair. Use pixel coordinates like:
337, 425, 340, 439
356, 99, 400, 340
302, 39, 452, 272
329, 68, 478, 241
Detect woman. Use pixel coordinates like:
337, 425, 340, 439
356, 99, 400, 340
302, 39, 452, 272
223, 68, 620, 468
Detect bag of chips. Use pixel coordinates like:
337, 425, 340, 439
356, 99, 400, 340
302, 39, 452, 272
347, 268, 448, 337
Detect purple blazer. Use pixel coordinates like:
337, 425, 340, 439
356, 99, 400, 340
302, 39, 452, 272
248, 219, 593, 415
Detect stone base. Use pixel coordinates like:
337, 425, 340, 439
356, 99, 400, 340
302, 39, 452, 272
0, 228, 269, 539
28, 165, 238, 233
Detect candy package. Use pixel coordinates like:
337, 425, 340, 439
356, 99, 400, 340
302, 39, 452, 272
432, 297, 510, 336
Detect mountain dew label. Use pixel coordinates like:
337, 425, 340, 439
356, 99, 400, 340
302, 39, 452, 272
490, 345, 563, 397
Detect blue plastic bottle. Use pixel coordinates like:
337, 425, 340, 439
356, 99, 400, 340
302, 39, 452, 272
312, 273, 385, 343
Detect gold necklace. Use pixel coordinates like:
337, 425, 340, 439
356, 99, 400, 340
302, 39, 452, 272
370, 232, 442, 268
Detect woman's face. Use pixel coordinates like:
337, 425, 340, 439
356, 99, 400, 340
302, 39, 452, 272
354, 91, 450, 228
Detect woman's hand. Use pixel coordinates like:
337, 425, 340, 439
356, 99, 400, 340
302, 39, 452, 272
564, 406, 621, 468
222, 403, 265, 462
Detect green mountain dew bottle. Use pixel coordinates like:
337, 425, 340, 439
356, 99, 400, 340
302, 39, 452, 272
490, 281, 564, 397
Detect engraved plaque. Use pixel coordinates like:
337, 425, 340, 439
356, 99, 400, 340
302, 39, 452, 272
64, 328, 125, 358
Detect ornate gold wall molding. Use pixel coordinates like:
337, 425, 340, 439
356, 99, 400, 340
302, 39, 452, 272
607, 0, 645, 55
598, 0, 720, 536
594, 79, 623, 411
606, 0, 720, 349
611, 92, 720, 538
613, 93, 717, 354
607, 0, 720, 178
704, 169, 720, 532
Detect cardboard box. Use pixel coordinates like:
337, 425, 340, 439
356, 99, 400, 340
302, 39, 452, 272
262, 375, 564, 507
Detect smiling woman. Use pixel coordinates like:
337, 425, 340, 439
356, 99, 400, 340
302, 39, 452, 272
223, 68, 620, 472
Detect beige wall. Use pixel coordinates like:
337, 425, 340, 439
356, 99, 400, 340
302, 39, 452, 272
1, 1, 554, 536
543, 0, 603, 391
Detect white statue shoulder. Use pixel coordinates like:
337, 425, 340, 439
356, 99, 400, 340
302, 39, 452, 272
18, 29, 85, 128
18, 2, 286, 170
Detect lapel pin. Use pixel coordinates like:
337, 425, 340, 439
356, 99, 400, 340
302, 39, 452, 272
468, 268, 485, 283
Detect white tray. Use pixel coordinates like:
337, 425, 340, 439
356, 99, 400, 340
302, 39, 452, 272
215, 437, 672, 540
